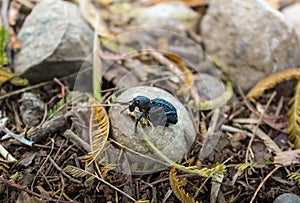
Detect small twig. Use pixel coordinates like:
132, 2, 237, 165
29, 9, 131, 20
44, 140, 65, 176
59, 175, 65, 201
250, 166, 281, 203
0, 118, 33, 146
49, 157, 81, 184
198, 108, 221, 160
31, 139, 55, 191
63, 129, 90, 152
162, 189, 173, 203
238, 85, 285, 132
0, 143, 17, 162
275, 96, 284, 117
0, 72, 79, 101
0, 176, 50, 201
29, 115, 68, 143
245, 91, 276, 163
0, 177, 77, 203
0, 80, 54, 100
36, 104, 48, 129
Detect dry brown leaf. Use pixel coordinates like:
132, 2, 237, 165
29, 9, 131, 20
247, 69, 300, 101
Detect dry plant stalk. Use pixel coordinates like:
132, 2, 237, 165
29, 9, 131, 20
247, 68, 300, 101
85, 101, 110, 166
288, 80, 300, 148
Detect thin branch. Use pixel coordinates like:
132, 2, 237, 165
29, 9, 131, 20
245, 91, 276, 163
49, 157, 81, 184
250, 166, 281, 203
0, 143, 16, 162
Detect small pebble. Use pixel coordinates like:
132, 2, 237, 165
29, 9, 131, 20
20, 92, 45, 127
273, 193, 300, 203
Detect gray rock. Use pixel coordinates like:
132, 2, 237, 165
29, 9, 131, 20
282, 3, 300, 42
201, 0, 300, 91
14, 0, 93, 84
109, 86, 197, 174
273, 193, 300, 203
20, 92, 45, 127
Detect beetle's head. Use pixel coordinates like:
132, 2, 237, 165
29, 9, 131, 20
129, 102, 136, 112
129, 96, 150, 112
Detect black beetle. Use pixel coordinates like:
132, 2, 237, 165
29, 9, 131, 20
128, 96, 178, 132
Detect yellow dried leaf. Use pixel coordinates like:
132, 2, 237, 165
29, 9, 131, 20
169, 167, 200, 203
288, 80, 300, 148
247, 68, 300, 101
85, 101, 110, 166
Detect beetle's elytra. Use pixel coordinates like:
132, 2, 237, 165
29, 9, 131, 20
128, 96, 178, 132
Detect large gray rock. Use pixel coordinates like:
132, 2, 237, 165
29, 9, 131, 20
201, 0, 300, 91
14, 0, 93, 84
282, 3, 300, 42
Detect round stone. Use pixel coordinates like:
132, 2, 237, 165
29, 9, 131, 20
109, 86, 197, 174
273, 193, 300, 203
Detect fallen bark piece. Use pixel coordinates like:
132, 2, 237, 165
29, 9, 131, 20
29, 115, 68, 143
274, 149, 300, 166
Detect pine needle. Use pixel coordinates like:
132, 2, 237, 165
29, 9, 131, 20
247, 68, 300, 101
288, 80, 300, 148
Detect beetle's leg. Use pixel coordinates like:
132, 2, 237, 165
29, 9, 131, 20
135, 112, 144, 133
136, 112, 144, 126
148, 120, 155, 134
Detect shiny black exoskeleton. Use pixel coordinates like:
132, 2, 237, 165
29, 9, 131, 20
129, 96, 178, 132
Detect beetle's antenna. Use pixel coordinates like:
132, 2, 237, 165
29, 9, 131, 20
120, 106, 129, 114
113, 101, 130, 105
